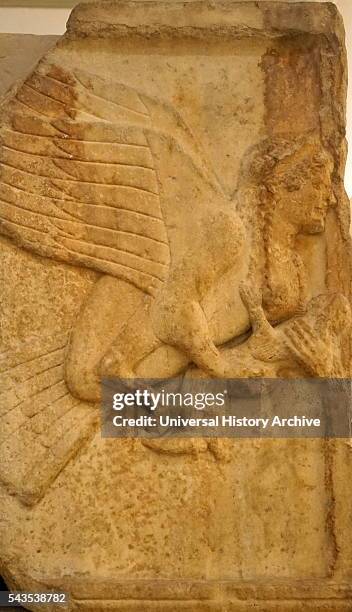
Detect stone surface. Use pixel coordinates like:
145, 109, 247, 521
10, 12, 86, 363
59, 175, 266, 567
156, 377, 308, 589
0, 2, 351, 610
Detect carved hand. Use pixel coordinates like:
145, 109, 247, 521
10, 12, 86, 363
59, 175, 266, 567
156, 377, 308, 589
284, 319, 334, 376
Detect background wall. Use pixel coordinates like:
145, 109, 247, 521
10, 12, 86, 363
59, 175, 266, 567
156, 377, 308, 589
0, 7, 68, 33
0, 0, 351, 195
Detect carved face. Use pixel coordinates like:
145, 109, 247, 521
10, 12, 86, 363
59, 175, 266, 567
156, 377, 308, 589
271, 146, 334, 234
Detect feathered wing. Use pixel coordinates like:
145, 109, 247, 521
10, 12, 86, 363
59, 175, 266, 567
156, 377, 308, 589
0, 334, 99, 506
0, 64, 222, 503
0, 63, 220, 296
0, 65, 160, 295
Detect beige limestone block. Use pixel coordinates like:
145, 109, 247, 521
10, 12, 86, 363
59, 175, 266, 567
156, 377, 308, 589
0, 2, 351, 610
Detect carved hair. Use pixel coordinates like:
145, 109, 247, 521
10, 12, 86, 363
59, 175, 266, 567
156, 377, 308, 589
235, 134, 333, 318
237, 133, 332, 192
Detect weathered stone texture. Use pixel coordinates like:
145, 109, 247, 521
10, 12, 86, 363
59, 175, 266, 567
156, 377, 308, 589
0, 2, 351, 610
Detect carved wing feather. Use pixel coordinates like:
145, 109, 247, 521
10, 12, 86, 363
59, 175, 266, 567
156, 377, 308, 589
0, 64, 185, 294
0, 334, 98, 505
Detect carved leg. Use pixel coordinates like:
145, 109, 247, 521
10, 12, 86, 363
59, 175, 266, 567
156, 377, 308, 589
239, 281, 284, 362
99, 307, 161, 379
151, 296, 231, 377
239, 281, 272, 333
65, 276, 154, 402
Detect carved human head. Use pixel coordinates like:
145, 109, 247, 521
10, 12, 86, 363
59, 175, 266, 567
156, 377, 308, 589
241, 134, 335, 234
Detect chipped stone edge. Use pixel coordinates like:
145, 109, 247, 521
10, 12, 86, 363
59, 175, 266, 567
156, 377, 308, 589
65, 1, 344, 41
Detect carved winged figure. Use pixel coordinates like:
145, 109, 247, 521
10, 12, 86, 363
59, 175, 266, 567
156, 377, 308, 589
0, 64, 343, 395
0, 64, 250, 397
0, 62, 349, 502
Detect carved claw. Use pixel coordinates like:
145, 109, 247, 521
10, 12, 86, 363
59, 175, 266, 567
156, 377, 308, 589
239, 280, 275, 342
239, 280, 263, 311
284, 319, 333, 376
